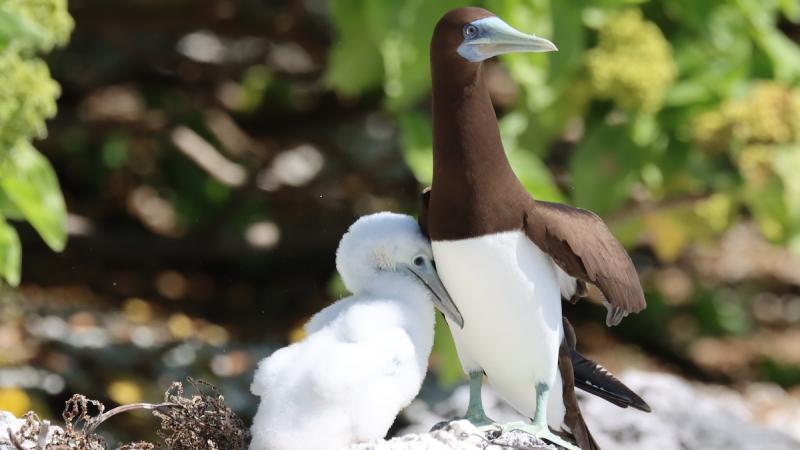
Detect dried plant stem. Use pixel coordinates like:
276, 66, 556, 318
8, 427, 26, 450
37, 420, 50, 449
85, 402, 178, 436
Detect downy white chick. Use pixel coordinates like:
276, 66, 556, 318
249, 212, 463, 450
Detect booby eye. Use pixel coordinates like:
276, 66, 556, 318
463, 24, 479, 39
413, 256, 425, 267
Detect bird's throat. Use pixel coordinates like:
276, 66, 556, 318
432, 66, 512, 189
429, 63, 526, 240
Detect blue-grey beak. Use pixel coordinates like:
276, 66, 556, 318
457, 16, 557, 62
403, 258, 464, 329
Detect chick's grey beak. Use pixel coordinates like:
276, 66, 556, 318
458, 16, 557, 62
404, 260, 464, 329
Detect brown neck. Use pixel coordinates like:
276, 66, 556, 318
431, 63, 513, 193
429, 60, 528, 240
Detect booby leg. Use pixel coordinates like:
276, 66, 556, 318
463, 371, 495, 428
504, 383, 580, 450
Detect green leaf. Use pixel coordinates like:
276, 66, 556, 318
780, 0, 800, 23
508, 149, 565, 202
758, 28, 800, 82
0, 6, 48, 50
735, 0, 800, 82
548, 0, 585, 85
399, 111, 434, 185
432, 314, 464, 387
377, 0, 470, 111
0, 142, 67, 251
324, 0, 384, 96
570, 123, 647, 215
0, 188, 24, 220
487, 0, 554, 111
0, 216, 21, 286
499, 112, 565, 202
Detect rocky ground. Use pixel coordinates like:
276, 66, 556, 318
353, 371, 800, 450
3, 371, 800, 450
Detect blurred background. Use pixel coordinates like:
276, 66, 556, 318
1, 0, 800, 445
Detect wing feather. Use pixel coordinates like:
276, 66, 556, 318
563, 317, 651, 412
526, 201, 646, 318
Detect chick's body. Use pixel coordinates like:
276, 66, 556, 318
249, 213, 438, 450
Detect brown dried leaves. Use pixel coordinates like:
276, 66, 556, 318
5, 379, 249, 450
155, 379, 250, 450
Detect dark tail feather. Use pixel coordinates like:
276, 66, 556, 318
571, 412, 602, 450
571, 351, 651, 413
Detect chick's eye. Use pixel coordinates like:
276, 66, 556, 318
413, 256, 425, 267
463, 24, 478, 39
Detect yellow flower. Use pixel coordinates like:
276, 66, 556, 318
0, 388, 31, 417
587, 10, 677, 113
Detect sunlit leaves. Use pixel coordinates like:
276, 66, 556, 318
486, 0, 555, 112
586, 9, 677, 114
499, 112, 564, 202
432, 314, 464, 387
570, 123, 647, 215
736, 0, 800, 83
325, 0, 384, 97
0, 142, 67, 252
0, 2, 72, 285
0, 0, 73, 52
0, 50, 60, 150
0, 216, 21, 286
399, 112, 434, 185
0, 7, 47, 50
326, 0, 470, 109
747, 146, 800, 249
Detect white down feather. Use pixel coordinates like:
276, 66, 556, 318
249, 212, 437, 450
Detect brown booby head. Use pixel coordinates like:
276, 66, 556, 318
431, 7, 556, 83
427, 7, 558, 244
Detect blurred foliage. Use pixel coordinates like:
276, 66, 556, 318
586, 9, 676, 113
0, 0, 72, 286
694, 81, 800, 248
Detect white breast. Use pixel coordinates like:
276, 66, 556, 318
432, 230, 564, 419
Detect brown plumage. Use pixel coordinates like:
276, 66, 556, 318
557, 318, 652, 449
420, 188, 645, 319
422, 7, 650, 448
558, 327, 601, 450
424, 7, 645, 322
525, 201, 646, 316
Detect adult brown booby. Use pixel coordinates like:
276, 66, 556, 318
420, 7, 648, 450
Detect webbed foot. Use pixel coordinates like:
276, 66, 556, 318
463, 411, 500, 433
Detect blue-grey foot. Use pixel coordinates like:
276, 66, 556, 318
462, 371, 498, 431
502, 382, 580, 450
503, 421, 580, 450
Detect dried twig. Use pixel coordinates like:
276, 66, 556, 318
154, 378, 250, 450
8, 427, 25, 450
4, 379, 249, 450
85, 402, 178, 436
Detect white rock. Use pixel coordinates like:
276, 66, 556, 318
393, 371, 800, 450
581, 371, 800, 450
349, 420, 553, 450
0, 411, 62, 450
